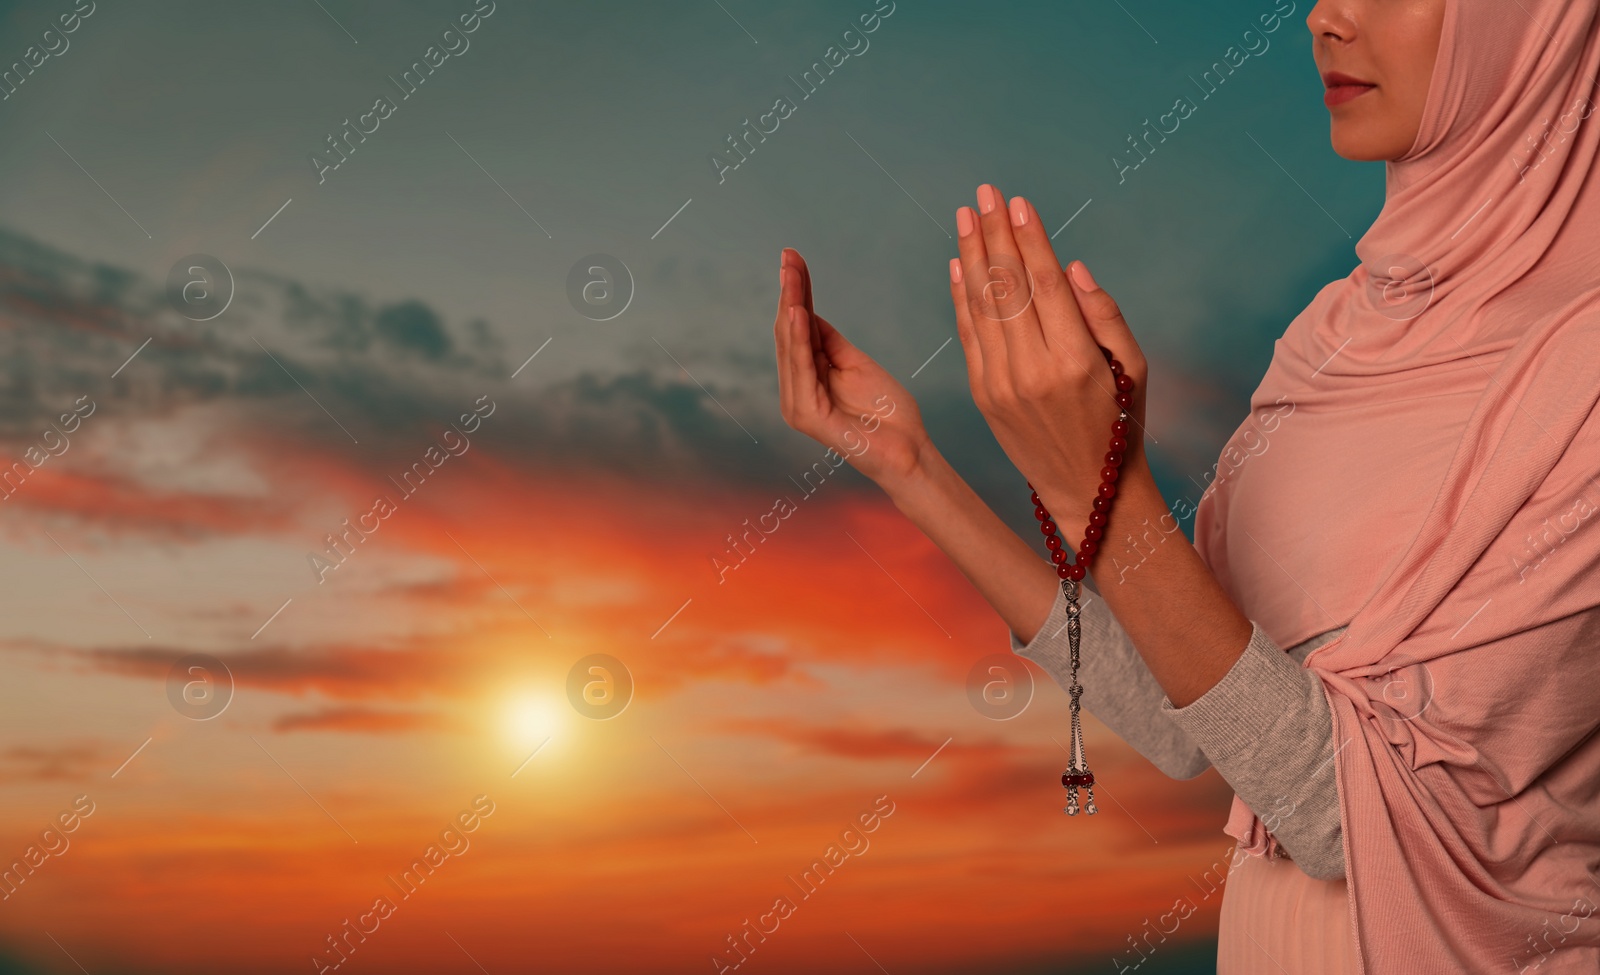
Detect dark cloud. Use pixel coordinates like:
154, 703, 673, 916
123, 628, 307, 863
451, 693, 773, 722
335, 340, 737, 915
0, 742, 106, 785
0, 219, 1285, 565
0, 224, 846, 496
23, 616, 822, 708
373, 300, 452, 359
62, 639, 475, 703
271, 706, 457, 735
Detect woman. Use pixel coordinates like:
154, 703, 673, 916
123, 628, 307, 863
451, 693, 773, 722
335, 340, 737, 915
773, 0, 1600, 971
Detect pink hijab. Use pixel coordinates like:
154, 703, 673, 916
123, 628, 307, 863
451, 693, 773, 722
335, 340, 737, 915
1194, 0, 1600, 970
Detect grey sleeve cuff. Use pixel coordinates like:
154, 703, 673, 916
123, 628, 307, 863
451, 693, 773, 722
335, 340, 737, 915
1010, 579, 1210, 781
1159, 619, 1346, 881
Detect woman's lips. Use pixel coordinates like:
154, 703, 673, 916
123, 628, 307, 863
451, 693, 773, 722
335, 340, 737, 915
1323, 71, 1376, 108
1325, 83, 1376, 107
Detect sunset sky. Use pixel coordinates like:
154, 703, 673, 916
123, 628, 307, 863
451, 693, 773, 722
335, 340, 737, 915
0, 0, 1384, 972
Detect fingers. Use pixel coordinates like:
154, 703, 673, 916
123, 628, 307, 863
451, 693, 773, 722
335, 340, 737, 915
792, 248, 816, 316
776, 260, 821, 425
955, 201, 1011, 380
788, 252, 831, 381
948, 257, 985, 391
1066, 260, 1145, 384
971, 185, 1049, 360
1007, 196, 1098, 369
809, 315, 833, 392
781, 248, 822, 360
811, 313, 861, 369
953, 182, 1056, 384
775, 262, 797, 416
969, 186, 1028, 319
1066, 260, 1151, 442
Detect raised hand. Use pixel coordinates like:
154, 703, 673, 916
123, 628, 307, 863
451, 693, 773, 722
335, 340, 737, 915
947, 184, 1151, 534
774, 247, 930, 487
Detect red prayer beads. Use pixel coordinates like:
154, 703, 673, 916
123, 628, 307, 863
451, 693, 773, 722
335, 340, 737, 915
1028, 346, 1130, 583
1027, 344, 1130, 818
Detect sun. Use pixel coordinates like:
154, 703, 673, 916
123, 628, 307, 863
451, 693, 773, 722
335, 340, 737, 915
502, 691, 566, 748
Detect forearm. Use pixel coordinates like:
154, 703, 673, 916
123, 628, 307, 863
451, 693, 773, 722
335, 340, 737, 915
883, 439, 1059, 644
884, 437, 1342, 859
879, 440, 1206, 777
1012, 583, 1212, 779
1159, 620, 1348, 879
883, 440, 1252, 711
1075, 458, 1253, 708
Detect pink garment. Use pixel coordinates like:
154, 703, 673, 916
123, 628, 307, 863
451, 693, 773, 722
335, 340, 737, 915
1218, 843, 1359, 975
1194, 1, 1600, 971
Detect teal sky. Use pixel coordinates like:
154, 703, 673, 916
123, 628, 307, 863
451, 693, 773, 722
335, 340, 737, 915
0, 0, 1385, 510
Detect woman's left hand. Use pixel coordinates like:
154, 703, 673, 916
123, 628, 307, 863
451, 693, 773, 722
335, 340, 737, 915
947, 183, 1151, 537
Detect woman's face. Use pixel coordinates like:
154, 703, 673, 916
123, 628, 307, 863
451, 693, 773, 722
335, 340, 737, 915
1307, 0, 1449, 160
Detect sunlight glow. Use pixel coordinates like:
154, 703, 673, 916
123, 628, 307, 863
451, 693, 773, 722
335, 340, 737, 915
504, 692, 565, 747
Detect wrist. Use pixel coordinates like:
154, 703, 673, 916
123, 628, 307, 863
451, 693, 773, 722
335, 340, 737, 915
881, 432, 948, 509
1027, 453, 1158, 551
1090, 457, 1181, 581
1117, 454, 1159, 510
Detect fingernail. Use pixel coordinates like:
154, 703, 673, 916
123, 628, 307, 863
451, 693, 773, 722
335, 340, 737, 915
1009, 196, 1028, 227
978, 184, 998, 214
949, 258, 962, 284
1070, 260, 1098, 291
957, 207, 974, 236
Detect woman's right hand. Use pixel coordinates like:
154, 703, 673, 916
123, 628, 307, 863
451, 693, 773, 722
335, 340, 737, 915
774, 247, 930, 488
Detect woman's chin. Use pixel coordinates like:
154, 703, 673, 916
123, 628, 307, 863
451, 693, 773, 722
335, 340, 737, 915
1328, 124, 1410, 162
